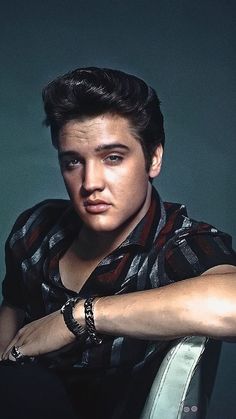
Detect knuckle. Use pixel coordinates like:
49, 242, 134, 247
17, 328, 24, 337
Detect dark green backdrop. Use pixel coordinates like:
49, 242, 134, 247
0, 1, 235, 417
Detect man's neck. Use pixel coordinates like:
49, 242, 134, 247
77, 225, 131, 260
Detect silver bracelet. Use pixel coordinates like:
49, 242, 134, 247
84, 297, 102, 345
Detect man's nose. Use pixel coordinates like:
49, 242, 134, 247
82, 161, 105, 193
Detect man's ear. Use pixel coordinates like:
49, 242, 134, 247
148, 144, 163, 179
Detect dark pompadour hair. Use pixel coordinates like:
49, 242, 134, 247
42, 67, 165, 169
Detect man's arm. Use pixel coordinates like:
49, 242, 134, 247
0, 304, 25, 357
85, 265, 236, 340
2, 264, 236, 361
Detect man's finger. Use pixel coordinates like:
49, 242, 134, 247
2, 336, 25, 360
7, 345, 26, 362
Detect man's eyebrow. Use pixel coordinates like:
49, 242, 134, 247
94, 143, 129, 152
58, 151, 79, 159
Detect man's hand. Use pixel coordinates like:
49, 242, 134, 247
2, 310, 75, 361
0, 304, 25, 358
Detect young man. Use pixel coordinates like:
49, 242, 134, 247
0, 67, 236, 419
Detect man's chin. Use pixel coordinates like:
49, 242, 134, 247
83, 224, 118, 234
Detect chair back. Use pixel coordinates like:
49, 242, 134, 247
140, 336, 221, 419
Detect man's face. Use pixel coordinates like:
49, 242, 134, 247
58, 114, 162, 234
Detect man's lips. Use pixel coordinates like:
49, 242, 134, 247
84, 199, 111, 214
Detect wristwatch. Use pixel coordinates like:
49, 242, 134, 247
61, 297, 87, 339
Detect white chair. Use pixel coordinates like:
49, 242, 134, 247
140, 336, 221, 419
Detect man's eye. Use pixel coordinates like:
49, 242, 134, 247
62, 159, 81, 169
105, 155, 123, 164
69, 159, 80, 166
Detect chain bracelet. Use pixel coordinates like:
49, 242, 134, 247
84, 297, 102, 345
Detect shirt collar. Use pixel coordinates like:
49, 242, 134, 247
117, 187, 166, 250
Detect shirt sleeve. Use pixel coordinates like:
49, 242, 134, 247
1, 208, 33, 310
165, 228, 236, 282
2, 239, 27, 310
1, 199, 70, 311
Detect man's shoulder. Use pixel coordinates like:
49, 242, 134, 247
7, 199, 72, 248
14, 198, 71, 226
159, 199, 233, 249
163, 200, 219, 234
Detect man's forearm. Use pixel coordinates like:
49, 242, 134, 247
75, 271, 236, 340
2, 269, 236, 360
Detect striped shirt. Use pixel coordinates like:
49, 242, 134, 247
2, 187, 236, 372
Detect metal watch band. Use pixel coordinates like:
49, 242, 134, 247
61, 297, 86, 338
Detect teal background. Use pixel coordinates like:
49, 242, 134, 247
0, 1, 235, 417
